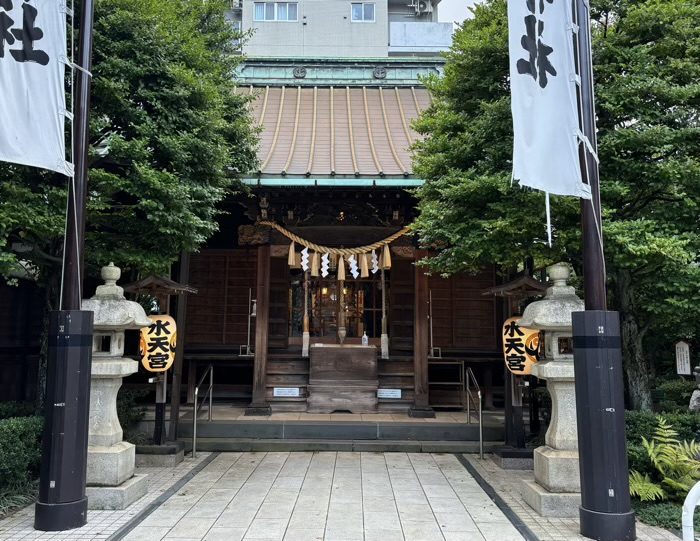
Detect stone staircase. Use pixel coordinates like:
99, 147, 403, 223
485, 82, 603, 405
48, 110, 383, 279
177, 419, 504, 453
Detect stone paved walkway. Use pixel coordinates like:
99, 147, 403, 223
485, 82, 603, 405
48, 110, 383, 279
122, 452, 524, 541
0, 453, 212, 541
463, 454, 681, 541
0, 451, 687, 541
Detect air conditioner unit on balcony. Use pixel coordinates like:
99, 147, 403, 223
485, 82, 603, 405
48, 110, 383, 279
415, 0, 433, 15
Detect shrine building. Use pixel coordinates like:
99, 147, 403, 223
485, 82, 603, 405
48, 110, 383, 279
172, 0, 509, 432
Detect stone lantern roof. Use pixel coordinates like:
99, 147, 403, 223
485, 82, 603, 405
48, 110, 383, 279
519, 263, 584, 331
82, 263, 151, 331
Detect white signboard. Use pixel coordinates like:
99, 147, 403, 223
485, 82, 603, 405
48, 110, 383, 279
0, 0, 72, 176
273, 388, 300, 397
377, 389, 401, 399
676, 341, 691, 375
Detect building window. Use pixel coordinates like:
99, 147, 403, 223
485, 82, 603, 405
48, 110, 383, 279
351, 2, 375, 22
254, 2, 298, 21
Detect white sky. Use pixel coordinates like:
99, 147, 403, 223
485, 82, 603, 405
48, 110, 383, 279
437, 0, 478, 26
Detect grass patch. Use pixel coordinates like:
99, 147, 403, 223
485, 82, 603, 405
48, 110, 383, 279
0, 480, 38, 519
632, 499, 700, 530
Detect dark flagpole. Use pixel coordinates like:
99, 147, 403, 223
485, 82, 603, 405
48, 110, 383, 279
571, 1, 635, 539
35, 0, 96, 531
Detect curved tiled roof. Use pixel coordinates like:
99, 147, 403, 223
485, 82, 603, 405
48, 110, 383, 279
239, 85, 431, 177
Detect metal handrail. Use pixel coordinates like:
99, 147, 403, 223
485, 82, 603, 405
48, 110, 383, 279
192, 364, 214, 458
465, 366, 484, 460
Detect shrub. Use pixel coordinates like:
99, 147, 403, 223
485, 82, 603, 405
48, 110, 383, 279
0, 402, 34, 420
657, 379, 697, 413
627, 443, 655, 478
629, 416, 700, 502
0, 417, 43, 490
626, 410, 700, 445
117, 388, 148, 442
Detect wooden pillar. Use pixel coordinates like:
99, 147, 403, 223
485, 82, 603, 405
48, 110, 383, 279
246, 244, 272, 415
410, 250, 434, 418
169, 252, 190, 440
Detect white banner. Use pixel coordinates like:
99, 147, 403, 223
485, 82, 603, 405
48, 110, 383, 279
508, 0, 590, 199
0, 0, 72, 176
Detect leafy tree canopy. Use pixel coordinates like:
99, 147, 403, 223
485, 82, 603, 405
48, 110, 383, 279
412, 0, 700, 408
0, 0, 257, 285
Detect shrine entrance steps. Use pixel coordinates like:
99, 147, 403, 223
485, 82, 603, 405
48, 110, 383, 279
176, 407, 505, 453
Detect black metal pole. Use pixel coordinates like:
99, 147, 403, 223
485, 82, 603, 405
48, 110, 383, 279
572, 1, 635, 539
35, 0, 96, 531
61, 0, 94, 313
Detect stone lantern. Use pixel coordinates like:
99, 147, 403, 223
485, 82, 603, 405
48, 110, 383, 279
82, 263, 152, 510
520, 263, 584, 518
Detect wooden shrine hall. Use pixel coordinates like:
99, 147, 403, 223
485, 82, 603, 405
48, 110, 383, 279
176, 76, 506, 420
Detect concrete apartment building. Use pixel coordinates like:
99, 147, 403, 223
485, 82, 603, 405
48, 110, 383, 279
229, 0, 453, 57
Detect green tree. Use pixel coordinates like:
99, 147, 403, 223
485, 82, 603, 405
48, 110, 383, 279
0, 0, 256, 283
412, 0, 700, 409
0, 0, 257, 400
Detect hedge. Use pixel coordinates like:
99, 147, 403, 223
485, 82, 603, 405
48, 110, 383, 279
0, 417, 43, 489
0, 402, 34, 420
626, 410, 700, 446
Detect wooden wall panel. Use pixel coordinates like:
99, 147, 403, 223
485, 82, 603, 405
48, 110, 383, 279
186, 250, 257, 346
389, 259, 414, 351
427, 266, 499, 352
268, 257, 289, 349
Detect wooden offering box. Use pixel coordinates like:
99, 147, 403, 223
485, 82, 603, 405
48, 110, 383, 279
307, 345, 378, 413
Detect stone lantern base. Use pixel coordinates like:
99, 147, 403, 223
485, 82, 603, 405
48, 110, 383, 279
521, 359, 582, 518
87, 473, 148, 511
522, 478, 581, 518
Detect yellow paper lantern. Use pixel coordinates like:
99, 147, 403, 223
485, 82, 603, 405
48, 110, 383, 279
139, 315, 177, 373
502, 316, 541, 376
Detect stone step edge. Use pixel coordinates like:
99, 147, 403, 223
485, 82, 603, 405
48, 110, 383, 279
176, 438, 504, 453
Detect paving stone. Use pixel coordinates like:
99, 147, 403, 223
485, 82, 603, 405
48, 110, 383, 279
121, 526, 170, 541
282, 528, 326, 541
167, 517, 216, 538
245, 518, 289, 539
203, 528, 247, 541
401, 520, 446, 541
